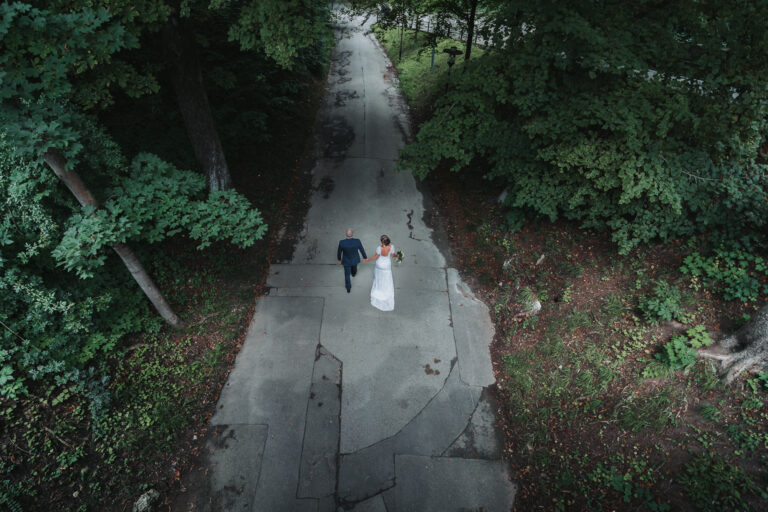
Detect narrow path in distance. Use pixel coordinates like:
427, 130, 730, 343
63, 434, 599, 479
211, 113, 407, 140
204, 11, 517, 512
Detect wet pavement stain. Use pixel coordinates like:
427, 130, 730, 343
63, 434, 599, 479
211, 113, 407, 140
330, 50, 352, 77
316, 176, 335, 199
323, 116, 355, 158
335, 89, 360, 107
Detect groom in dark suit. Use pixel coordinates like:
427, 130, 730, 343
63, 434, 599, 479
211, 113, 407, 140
337, 228, 367, 293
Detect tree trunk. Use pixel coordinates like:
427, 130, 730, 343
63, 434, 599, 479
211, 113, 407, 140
399, 14, 405, 61
464, 0, 478, 62
700, 304, 768, 383
43, 149, 185, 328
163, 15, 233, 192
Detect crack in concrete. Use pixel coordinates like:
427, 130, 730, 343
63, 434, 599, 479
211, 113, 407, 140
340, 364, 454, 456
440, 396, 483, 458
297, 324, 342, 504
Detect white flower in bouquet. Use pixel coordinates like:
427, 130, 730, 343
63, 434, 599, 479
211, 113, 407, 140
394, 250, 404, 264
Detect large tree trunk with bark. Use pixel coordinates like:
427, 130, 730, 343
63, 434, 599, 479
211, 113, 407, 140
163, 15, 233, 192
43, 149, 185, 328
464, 0, 478, 62
700, 304, 768, 383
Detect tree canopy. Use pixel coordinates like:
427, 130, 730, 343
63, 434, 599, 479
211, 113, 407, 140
0, 0, 330, 397
399, 0, 768, 252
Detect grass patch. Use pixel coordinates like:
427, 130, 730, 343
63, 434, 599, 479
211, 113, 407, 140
372, 25, 482, 109
613, 387, 679, 433
566, 309, 592, 332
602, 293, 626, 321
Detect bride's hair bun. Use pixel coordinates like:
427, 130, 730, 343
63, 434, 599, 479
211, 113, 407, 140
380, 235, 391, 246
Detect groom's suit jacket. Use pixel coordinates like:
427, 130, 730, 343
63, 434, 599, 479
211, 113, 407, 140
337, 238, 367, 266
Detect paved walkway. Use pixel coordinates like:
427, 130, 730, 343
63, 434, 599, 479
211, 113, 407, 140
205, 13, 516, 512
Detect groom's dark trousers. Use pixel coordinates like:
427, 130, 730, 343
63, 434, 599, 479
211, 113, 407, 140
337, 238, 367, 292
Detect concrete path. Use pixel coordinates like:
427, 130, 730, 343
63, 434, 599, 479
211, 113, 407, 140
205, 12, 516, 512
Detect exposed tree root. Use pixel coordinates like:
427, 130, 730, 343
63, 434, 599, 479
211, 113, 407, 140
700, 304, 768, 384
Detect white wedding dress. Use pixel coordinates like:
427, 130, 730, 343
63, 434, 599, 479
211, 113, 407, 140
370, 245, 395, 311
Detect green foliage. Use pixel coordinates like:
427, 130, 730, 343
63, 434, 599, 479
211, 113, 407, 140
727, 415, 768, 456
643, 326, 713, 377
677, 454, 759, 511
585, 460, 670, 511
97, 336, 207, 454
683, 325, 714, 348
373, 25, 482, 109
641, 359, 674, 380
224, 0, 333, 69
558, 262, 584, 278
638, 280, 688, 325
503, 335, 617, 443
0, 1, 164, 161
758, 372, 768, 391
0, 0, 327, 507
614, 388, 677, 433
553, 452, 671, 511
0, 332, 224, 508
0, 478, 32, 512
560, 282, 573, 303
698, 402, 721, 423
681, 239, 768, 302
398, 1, 768, 253
52, 153, 265, 278
516, 286, 536, 312
655, 336, 697, 371
1, 139, 152, 395
0, 0, 267, 392
602, 294, 625, 321
0, 130, 263, 400
566, 309, 591, 332
610, 320, 655, 361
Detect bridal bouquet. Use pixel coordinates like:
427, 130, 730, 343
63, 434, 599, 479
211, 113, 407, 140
394, 250, 404, 264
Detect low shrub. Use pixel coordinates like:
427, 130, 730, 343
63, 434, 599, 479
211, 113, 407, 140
677, 454, 760, 511
643, 326, 713, 377
680, 239, 768, 302
638, 280, 689, 324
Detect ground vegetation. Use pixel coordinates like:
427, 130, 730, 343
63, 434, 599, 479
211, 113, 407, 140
0, 1, 331, 509
375, 19, 768, 511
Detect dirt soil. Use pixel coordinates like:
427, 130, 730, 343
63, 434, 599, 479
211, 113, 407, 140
420, 164, 768, 511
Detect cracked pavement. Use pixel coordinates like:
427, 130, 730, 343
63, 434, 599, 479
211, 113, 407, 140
203, 12, 516, 512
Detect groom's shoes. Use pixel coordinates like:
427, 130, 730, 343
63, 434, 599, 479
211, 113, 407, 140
346, 288, 351, 293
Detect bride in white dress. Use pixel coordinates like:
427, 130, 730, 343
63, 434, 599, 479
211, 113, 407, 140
364, 234, 396, 311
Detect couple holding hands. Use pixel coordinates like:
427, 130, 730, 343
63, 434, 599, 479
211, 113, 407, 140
337, 229, 400, 311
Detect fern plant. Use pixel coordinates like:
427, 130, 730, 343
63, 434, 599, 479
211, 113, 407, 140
0, 479, 27, 512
